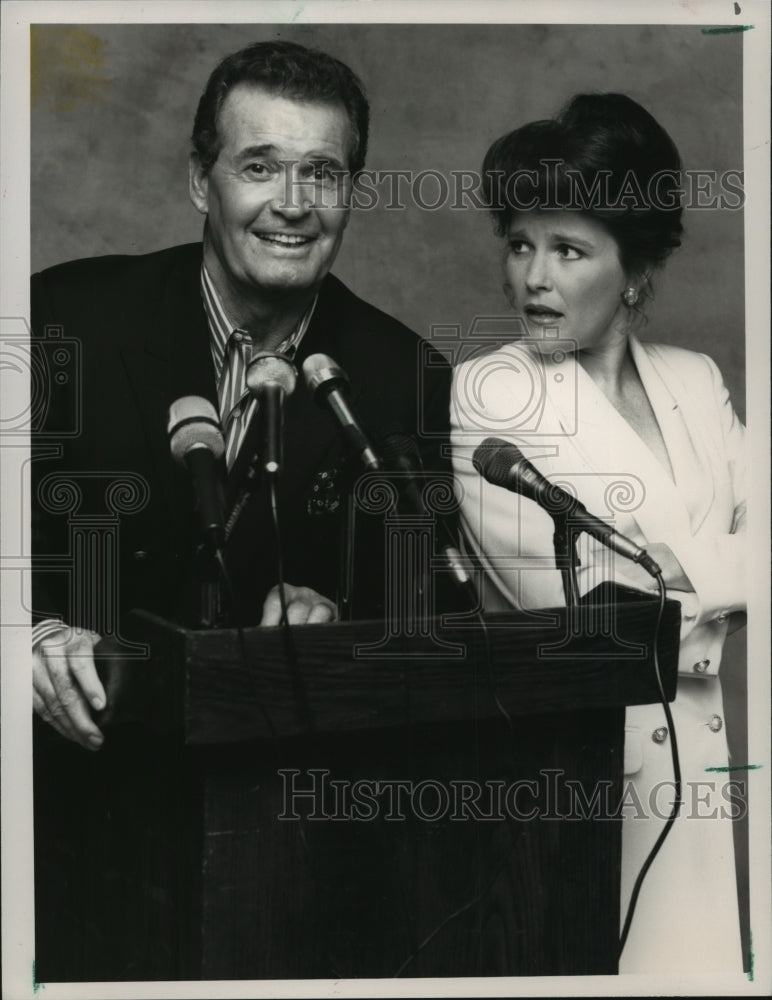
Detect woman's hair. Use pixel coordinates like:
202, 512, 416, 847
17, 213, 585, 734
482, 93, 684, 279
192, 40, 370, 176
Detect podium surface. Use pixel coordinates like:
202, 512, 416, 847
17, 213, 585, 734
34, 592, 680, 981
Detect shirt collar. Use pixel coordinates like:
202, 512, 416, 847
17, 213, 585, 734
200, 264, 317, 382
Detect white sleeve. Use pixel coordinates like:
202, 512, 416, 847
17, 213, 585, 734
661, 353, 746, 626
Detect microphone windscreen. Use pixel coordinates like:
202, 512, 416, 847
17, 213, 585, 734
167, 396, 225, 463
245, 351, 297, 397
472, 437, 523, 488
302, 353, 348, 395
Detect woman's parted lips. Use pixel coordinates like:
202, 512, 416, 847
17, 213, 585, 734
524, 303, 563, 318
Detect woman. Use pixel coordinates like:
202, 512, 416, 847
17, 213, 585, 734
451, 94, 746, 973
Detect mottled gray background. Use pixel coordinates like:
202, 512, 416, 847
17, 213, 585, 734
30, 20, 749, 960
31, 23, 745, 414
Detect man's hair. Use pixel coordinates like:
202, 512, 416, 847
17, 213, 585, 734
191, 40, 370, 175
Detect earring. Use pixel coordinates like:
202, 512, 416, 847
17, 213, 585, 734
622, 286, 639, 307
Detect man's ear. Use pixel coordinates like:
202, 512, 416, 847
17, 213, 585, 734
188, 155, 209, 216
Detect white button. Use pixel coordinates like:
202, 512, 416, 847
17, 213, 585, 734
693, 659, 710, 673
708, 714, 723, 733
716, 611, 728, 624
652, 727, 669, 744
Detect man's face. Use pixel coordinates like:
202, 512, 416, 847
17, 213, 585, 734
189, 84, 352, 309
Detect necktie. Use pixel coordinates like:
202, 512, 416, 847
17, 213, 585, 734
219, 331, 253, 470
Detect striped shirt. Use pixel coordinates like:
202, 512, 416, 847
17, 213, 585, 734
200, 265, 316, 468
31, 268, 318, 650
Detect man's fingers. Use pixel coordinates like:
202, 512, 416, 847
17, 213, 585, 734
32, 667, 97, 746
260, 584, 337, 627
306, 601, 336, 625
67, 640, 107, 710
35, 636, 105, 748
32, 688, 74, 742
260, 588, 283, 627
286, 599, 312, 626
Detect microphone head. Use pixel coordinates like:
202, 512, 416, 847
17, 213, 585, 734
302, 353, 349, 396
472, 436, 524, 489
245, 352, 297, 397
167, 396, 225, 464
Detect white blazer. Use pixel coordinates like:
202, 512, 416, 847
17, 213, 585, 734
451, 335, 746, 973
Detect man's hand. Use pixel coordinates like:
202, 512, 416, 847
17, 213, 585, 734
33, 626, 106, 750
260, 583, 337, 626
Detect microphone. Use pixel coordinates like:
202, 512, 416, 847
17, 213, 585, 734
302, 353, 381, 471
245, 352, 298, 477
381, 432, 477, 601
472, 437, 662, 578
168, 396, 226, 549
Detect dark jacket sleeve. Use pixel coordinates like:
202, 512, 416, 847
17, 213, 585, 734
30, 270, 73, 626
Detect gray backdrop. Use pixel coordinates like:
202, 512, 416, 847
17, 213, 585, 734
31, 22, 745, 416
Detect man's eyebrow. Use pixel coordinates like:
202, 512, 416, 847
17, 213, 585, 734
234, 144, 277, 161
307, 153, 348, 172
234, 145, 349, 171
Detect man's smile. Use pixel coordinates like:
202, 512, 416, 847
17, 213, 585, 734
253, 231, 316, 247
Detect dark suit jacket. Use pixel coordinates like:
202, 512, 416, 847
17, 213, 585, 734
31, 242, 455, 630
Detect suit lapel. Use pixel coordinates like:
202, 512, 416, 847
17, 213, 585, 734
631, 338, 715, 534
547, 344, 698, 549
118, 245, 221, 521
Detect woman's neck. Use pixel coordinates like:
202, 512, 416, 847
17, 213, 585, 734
576, 335, 637, 401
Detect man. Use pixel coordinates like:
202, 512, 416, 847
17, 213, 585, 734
31, 40, 454, 751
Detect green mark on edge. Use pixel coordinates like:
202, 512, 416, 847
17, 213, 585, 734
702, 25, 754, 35
32, 960, 45, 992
704, 763, 762, 773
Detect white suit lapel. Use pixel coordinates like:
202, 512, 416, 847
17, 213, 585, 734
546, 341, 707, 551
629, 337, 715, 534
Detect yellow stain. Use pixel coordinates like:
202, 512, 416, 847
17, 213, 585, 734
31, 27, 111, 113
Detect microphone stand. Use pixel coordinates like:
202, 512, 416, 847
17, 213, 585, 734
550, 511, 581, 607
196, 539, 224, 628
338, 491, 356, 622
225, 459, 262, 542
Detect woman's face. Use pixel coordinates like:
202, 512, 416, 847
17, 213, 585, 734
504, 211, 631, 354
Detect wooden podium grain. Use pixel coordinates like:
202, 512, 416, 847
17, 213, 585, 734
33, 588, 680, 981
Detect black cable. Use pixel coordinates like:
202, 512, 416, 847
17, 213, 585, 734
268, 476, 348, 974
618, 572, 682, 959
219, 529, 341, 976
474, 606, 515, 735
269, 479, 290, 628
268, 476, 314, 732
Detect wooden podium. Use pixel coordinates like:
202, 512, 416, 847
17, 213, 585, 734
33, 588, 680, 982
